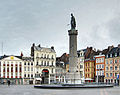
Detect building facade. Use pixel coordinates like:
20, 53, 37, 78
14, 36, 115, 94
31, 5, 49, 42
55, 61, 66, 84
31, 44, 56, 84
0, 55, 24, 84
104, 45, 120, 84
94, 55, 105, 83
22, 57, 35, 84
84, 59, 95, 82
77, 49, 86, 83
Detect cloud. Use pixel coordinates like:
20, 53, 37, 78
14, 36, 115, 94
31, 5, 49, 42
107, 14, 120, 41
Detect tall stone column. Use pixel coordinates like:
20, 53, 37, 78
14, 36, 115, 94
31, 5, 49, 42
67, 29, 81, 84
68, 29, 78, 72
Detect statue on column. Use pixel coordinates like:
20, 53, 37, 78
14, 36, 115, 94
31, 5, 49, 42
71, 13, 76, 30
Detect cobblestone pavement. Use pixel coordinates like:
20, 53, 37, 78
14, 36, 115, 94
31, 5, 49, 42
0, 85, 120, 95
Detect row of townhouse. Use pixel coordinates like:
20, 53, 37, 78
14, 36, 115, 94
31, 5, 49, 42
77, 44, 120, 84
0, 43, 57, 85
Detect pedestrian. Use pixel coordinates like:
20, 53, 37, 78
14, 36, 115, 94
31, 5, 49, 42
8, 80, 10, 86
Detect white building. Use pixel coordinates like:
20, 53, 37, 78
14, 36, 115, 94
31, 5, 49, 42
31, 44, 56, 84
22, 57, 35, 84
0, 55, 24, 84
77, 49, 86, 83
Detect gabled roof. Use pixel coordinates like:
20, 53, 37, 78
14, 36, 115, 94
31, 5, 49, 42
0, 55, 22, 60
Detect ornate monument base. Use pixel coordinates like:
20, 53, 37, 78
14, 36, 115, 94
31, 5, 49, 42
66, 72, 81, 84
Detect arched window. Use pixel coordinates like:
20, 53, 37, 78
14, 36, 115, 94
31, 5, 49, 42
31, 62, 33, 65
51, 55, 54, 59
52, 61, 53, 66
44, 61, 46, 66
28, 74, 30, 77
41, 54, 43, 58
47, 61, 49, 66
24, 62, 26, 65
28, 63, 30, 65
44, 54, 46, 58
41, 61, 43, 66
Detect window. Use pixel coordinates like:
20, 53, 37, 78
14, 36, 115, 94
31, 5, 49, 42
96, 71, 98, 75
115, 66, 117, 70
106, 60, 108, 64
115, 73, 117, 77
31, 74, 33, 78
110, 73, 112, 77
24, 67, 26, 71
106, 67, 108, 70
99, 64, 101, 69
24, 74, 26, 77
28, 74, 30, 77
36, 61, 38, 65
31, 67, 33, 71
41, 61, 43, 66
52, 61, 53, 66
52, 68, 53, 73
31, 62, 33, 65
110, 67, 113, 70
102, 58, 104, 62
96, 59, 98, 63
106, 54, 108, 58
106, 73, 108, 77
110, 54, 112, 57
41, 54, 43, 58
96, 65, 98, 69
47, 61, 49, 66
47, 55, 49, 58
44, 54, 46, 58
44, 61, 46, 66
102, 64, 104, 69
28, 63, 30, 65
115, 60, 117, 63
110, 60, 113, 64
28, 67, 29, 71
102, 70, 104, 75
51, 55, 54, 59
24, 62, 26, 65
80, 65, 83, 69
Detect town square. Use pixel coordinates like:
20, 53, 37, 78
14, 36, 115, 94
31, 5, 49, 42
0, 0, 120, 95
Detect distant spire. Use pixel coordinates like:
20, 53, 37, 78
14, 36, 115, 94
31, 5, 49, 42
21, 52, 23, 57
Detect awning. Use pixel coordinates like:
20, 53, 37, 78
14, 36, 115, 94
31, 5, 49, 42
84, 78, 93, 80
36, 78, 42, 81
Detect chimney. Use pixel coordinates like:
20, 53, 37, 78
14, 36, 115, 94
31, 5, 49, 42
90, 47, 93, 50
38, 44, 41, 47
32, 43, 35, 47
51, 46, 54, 50
108, 45, 114, 51
118, 44, 120, 48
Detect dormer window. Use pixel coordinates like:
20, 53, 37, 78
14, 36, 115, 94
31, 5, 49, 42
106, 54, 108, 58
110, 54, 112, 57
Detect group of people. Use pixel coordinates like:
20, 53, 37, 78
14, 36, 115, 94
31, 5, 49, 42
7, 80, 10, 86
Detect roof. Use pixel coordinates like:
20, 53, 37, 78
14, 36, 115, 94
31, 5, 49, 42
77, 49, 87, 53
0, 55, 22, 60
22, 57, 33, 61
34, 46, 56, 53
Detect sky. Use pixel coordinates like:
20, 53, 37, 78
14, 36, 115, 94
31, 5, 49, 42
0, 0, 120, 57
